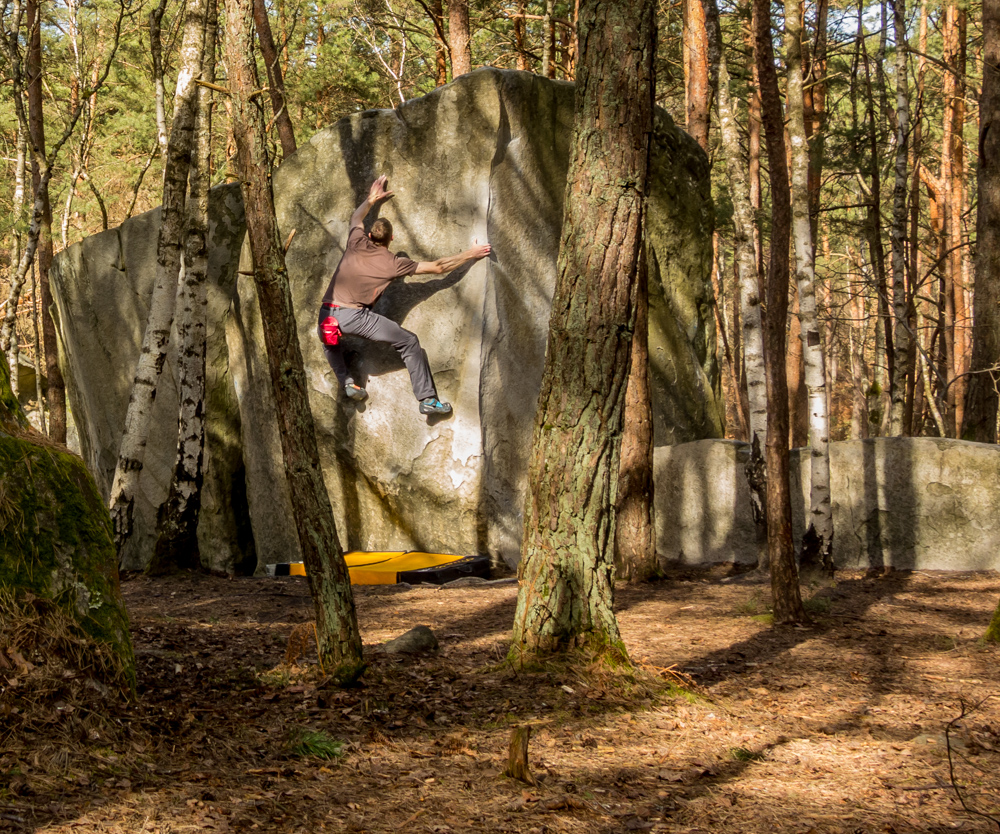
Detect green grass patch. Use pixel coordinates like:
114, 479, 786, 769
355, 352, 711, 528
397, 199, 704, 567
290, 730, 346, 760
730, 746, 767, 762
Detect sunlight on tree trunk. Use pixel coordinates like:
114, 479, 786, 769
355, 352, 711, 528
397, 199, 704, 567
223, 0, 363, 681
510, 0, 656, 660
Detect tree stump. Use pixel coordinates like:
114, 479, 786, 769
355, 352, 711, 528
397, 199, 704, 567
503, 725, 536, 785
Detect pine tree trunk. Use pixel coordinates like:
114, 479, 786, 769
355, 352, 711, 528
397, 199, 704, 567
252, 0, 296, 160
223, 0, 363, 680
448, 0, 472, 78
510, 0, 655, 659
433, 0, 449, 83
963, 0, 1000, 441
753, 0, 806, 624
149, 0, 219, 576
785, 0, 832, 573
683, 0, 710, 151
109, 0, 208, 564
614, 246, 656, 583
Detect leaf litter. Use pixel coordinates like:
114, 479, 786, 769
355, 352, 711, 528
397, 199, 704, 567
1, 567, 998, 833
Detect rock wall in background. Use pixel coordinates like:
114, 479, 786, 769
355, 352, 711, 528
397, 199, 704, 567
655, 437, 1000, 571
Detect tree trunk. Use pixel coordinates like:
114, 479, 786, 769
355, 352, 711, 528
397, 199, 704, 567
963, 0, 1000, 441
510, 0, 655, 659
433, 0, 449, 83
785, 0, 832, 573
150, 0, 169, 168
704, 0, 767, 540
27, 0, 66, 443
448, 0, 472, 78
252, 0, 296, 160
753, 0, 806, 624
614, 246, 656, 583
888, 0, 911, 436
986, 597, 1000, 643
149, 0, 219, 576
683, 0, 710, 151
223, 0, 363, 680
109, 0, 208, 564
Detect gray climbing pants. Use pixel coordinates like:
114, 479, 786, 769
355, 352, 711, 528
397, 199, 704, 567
318, 305, 437, 402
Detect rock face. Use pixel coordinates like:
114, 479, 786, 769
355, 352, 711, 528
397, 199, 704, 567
49, 186, 255, 573
49, 69, 720, 572
655, 437, 1000, 571
0, 356, 134, 689
233, 68, 722, 570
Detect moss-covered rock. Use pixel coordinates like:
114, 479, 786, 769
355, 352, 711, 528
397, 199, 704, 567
0, 357, 134, 692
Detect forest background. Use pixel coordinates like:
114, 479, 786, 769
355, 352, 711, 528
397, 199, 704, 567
0, 0, 989, 450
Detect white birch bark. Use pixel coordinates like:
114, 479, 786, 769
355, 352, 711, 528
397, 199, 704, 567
719, 59, 767, 526
785, 0, 832, 569
108, 0, 208, 563
2, 123, 29, 398
888, 0, 911, 435
150, 0, 217, 573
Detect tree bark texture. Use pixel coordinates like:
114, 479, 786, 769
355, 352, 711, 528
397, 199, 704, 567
614, 246, 656, 583
785, 0, 832, 572
150, 0, 219, 575
109, 0, 207, 564
252, 0, 296, 159
27, 0, 66, 443
683, 0, 710, 151
963, 0, 1000, 441
986, 596, 1000, 643
510, 0, 655, 659
753, 0, 806, 624
149, 0, 169, 168
889, 0, 912, 436
704, 0, 767, 534
223, 0, 363, 679
448, 0, 472, 78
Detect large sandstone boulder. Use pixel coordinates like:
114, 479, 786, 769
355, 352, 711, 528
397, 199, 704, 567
233, 68, 722, 570
655, 437, 1000, 571
49, 186, 254, 573
0, 356, 134, 691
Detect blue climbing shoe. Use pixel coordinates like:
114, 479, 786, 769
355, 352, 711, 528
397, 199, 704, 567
419, 397, 452, 415
344, 382, 368, 402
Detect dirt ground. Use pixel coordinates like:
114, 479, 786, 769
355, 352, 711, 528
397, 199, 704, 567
3, 566, 1000, 834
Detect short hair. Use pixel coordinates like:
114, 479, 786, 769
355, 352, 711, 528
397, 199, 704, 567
369, 218, 393, 246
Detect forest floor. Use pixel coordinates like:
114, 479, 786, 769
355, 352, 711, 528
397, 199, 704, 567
3, 566, 1000, 834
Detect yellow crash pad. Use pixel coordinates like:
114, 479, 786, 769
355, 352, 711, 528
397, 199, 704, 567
272, 552, 473, 584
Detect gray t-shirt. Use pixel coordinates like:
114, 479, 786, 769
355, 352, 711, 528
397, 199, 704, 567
322, 224, 418, 308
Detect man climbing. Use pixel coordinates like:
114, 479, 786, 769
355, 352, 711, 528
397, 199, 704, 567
318, 175, 491, 416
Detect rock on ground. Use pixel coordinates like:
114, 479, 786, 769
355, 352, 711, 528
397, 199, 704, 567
0, 355, 134, 690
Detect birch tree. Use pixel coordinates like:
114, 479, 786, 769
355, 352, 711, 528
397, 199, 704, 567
786, 0, 832, 571
510, 0, 656, 659
108, 0, 209, 563
148, 0, 218, 575
702, 0, 767, 549
223, 0, 364, 679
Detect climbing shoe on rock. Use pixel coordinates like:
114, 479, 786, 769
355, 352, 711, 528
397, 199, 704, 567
345, 382, 368, 402
419, 397, 452, 415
